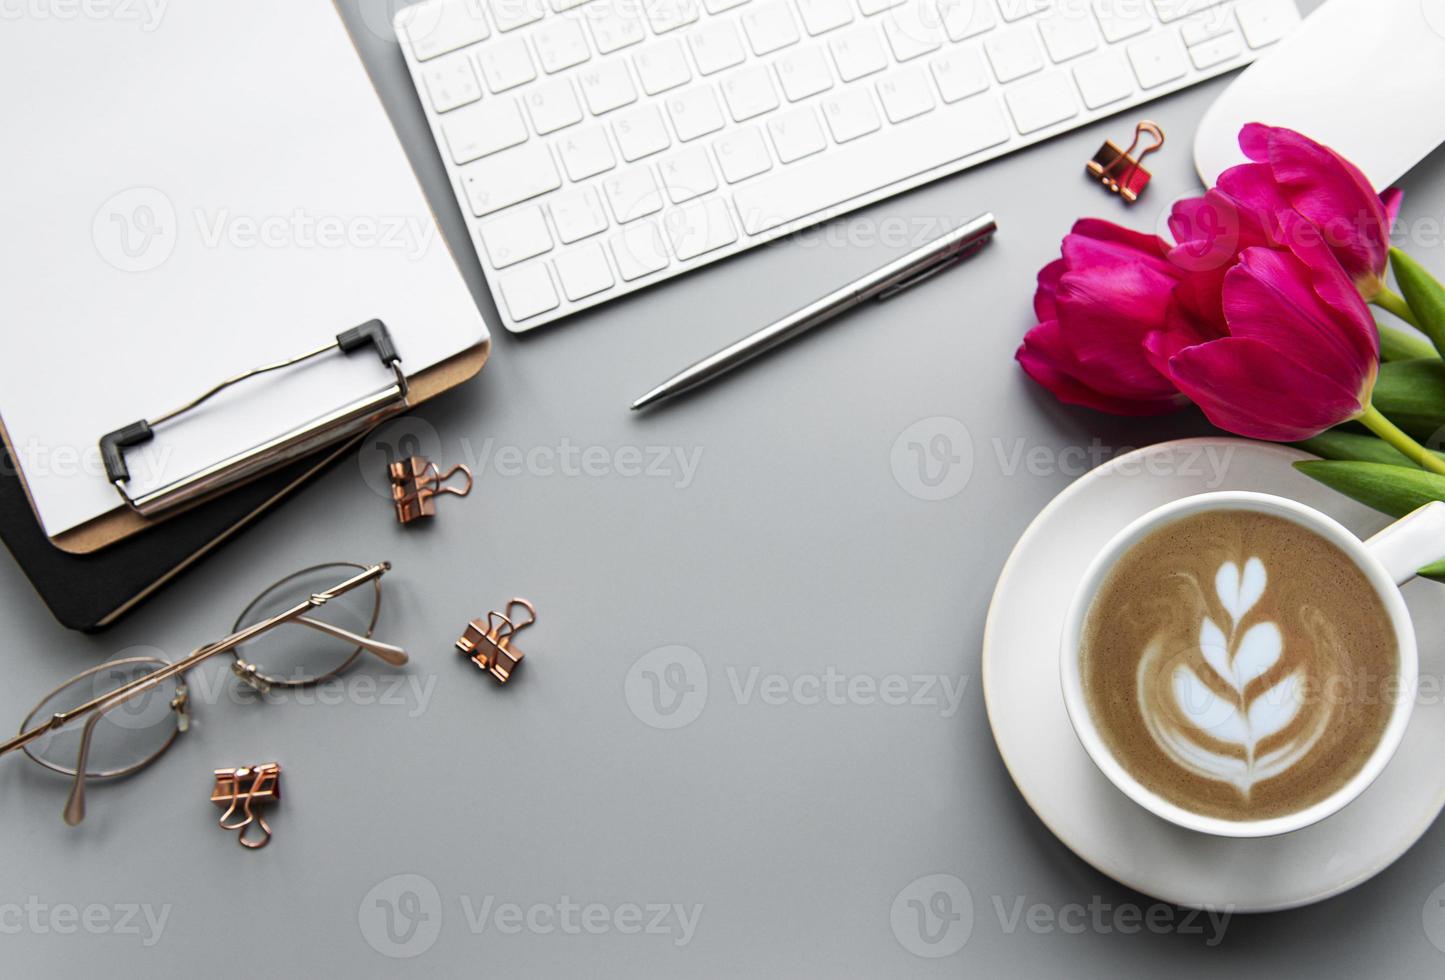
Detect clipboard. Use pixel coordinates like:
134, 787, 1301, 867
0, 1, 493, 557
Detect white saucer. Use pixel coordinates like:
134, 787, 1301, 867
982, 438, 1445, 912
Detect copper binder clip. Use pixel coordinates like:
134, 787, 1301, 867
211, 763, 282, 849
1087, 121, 1165, 204
389, 456, 473, 524
456, 599, 536, 684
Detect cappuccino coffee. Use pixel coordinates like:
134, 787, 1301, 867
1079, 510, 1398, 822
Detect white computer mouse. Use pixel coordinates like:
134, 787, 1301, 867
1195, 0, 1445, 188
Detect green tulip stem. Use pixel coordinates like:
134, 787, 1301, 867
1374, 288, 1421, 329
1358, 404, 1445, 476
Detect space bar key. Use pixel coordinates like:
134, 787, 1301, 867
732, 97, 1012, 236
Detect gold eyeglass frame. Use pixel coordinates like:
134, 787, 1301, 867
0, 561, 406, 827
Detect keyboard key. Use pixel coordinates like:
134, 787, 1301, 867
858, 0, 904, 14
441, 98, 529, 163
741, 1, 802, 54
610, 221, 671, 279
533, 18, 591, 73
1189, 31, 1243, 68
997, 0, 1050, 19
1037, 10, 1098, 62
775, 46, 834, 101
1235, 0, 1300, 48
477, 36, 537, 91
733, 94, 1009, 234
634, 39, 693, 94
498, 263, 559, 320
658, 145, 719, 202
478, 205, 554, 267
579, 60, 638, 114
1127, 32, 1188, 88
937, 0, 995, 41
603, 167, 665, 222
421, 53, 483, 113
550, 186, 611, 243
645, 0, 701, 33
882, 0, 944, 61
488, 0, 544, 31
985, 26, 1045, 82
796, 0, 853, 35
612, 104, 672, 159
689, 21, 748, 75
930, 46, 990, 102
665, 86, 726, 140
663, 198, 738, 259
767, 106, 828, 162
399, 0, 490, 61
554, 242, 616, 300
1003, 70, 1078, 132
877, 69, 936, 122
821, 87, 881, 142
559, 125, 617, 179
461, 143, 562, 215
722, 65, 781, 121
1071, 50, 1134, 107
1179, 9, 1235, 44
586, 3, 647, 52
1091, 0, 1152, 42
714, 126, 773, 182
524, 78, 584, 133
829, 25, 889, 81
1152, 0, 1226, 22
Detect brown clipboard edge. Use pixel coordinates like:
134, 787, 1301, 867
2, 338, 489, 557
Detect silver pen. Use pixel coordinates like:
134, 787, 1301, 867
630, 212, 998, 411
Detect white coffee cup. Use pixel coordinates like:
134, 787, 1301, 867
1060, 491, 1445, 838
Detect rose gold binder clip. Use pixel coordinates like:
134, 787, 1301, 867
389, 456, 473, 524
456, 598, 536, 684
1087, 121, 1165, 204
211, 762, 281, 849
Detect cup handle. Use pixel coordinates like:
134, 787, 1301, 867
1363, 501, 1445, 586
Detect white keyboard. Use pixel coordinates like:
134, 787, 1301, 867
396, 0, 1301, 332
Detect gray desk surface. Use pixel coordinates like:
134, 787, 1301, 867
6, 0, 1445, 975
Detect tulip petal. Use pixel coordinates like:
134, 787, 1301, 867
1382, 187, 1404, 230
1253, 125, 1390, 286
1168, 337, 1366, 441
1034, 258, 1064, 322
1223, 247, 1375, 389
1069, 218, 1173, 266
1017, 321, 1184, 416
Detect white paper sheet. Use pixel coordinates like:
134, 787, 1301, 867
0, 1, 489, 536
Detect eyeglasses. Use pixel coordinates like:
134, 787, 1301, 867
0, 561, 406, 826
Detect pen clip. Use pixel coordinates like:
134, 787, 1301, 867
876, 237, 993, 301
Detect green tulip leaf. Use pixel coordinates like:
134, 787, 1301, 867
1378, 320, 1439, 362
1371, 359, 1445, 442
1392, 248, 1445, 357
1293, 431, 1435, 467
1294, 460, 1445, 582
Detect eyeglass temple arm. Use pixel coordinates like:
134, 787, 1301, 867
293, 615, 408, 666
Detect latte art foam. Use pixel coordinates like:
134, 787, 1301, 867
1081, 511, 1397, 822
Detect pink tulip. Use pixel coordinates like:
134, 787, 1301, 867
1016, 219, 1187, 415
1168, 124, 1402, 300
1161, 214, 1379, 442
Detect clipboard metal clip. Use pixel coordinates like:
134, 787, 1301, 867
101, 320, 410, 518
